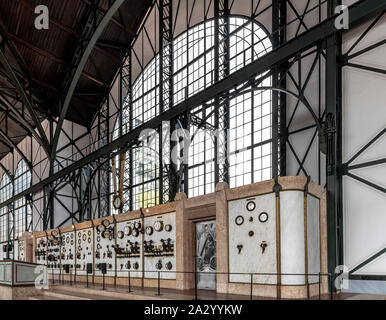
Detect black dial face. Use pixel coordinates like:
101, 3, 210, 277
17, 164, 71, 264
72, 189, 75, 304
132, 229, 139, 237
235, 215, 244, 226
246, 201, 256, 211
165, 224, 172, 232
145, 226, 153, 236
258, 212, 269, 223
117, 231, 124, 239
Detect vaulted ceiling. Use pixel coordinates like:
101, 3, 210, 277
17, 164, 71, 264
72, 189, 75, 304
0, 0, 152, 159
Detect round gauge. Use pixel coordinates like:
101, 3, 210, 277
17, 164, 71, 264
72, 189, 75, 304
153, 221, 163, 232
70, 240, 74, 245
133, 262, 139, 270
134, 221, 141, 230
82, 234, 87, 242
145, 226, 153, 236
235, 215, 244, 226
88, 237, 91, 244
97, 224, 105, 233
102, 219, 110, 228
126, 261, 131, 270
258, 212, 269, 223
113, 195, 123, 210
78, 232, 81, 238
165, 224, 172, 232
70, 233, 74, 239
88, 230, 91, 236
124, 226, 132, 236
102, 230, 110, 239
96, 236, 100, 243
132, 229, 139, 237
246, 201, 256, 211
117, 231, 124, 239
66, 237, 70, 244
47, 234, 54, 241
165, 261, 173, 270
248, 230, 254, 237
156, 260, 162, 270
53, 240, 58, 246
78, 238, 81, 244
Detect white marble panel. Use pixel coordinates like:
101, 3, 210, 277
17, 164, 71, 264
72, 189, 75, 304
144, 212, 176, 280
280, 191, 305, 285
75, 228, 93, 275
229, 193, 277, 284
116, 218, 143, 278
94, 222, 115, 277
307, 195, 320, 284
61, 231, 76, 275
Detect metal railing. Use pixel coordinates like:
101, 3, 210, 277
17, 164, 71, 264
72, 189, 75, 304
46, 266, 332, 300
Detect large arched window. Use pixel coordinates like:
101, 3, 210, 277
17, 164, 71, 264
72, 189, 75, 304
0, 174, 12, 243
113, 16, 272, 210
13, 160, 31, 238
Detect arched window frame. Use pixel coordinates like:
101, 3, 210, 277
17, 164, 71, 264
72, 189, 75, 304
113, 15, 274, 210
13, 160, 32, 238
0, 173, 13, 243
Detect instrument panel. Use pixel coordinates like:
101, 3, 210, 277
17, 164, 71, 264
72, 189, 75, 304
144, 212, 176, 279
228, 194, 277, 284
34, 211, 177, 280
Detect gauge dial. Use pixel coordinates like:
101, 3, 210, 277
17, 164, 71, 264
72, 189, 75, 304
117, 231, 124, 239
145, 226, 154, 235
102, 219, 110, 227
134, 221, 141, 230
113, 195, 123, 210
258, 212, 269, 223
153, 221, 163, 232
165, 224, 172, 232
132, 229, 139, 237
235, 215, 244, 226
124, 226, 132, 236
97, 224, 105, 233
246, 201, 256, 211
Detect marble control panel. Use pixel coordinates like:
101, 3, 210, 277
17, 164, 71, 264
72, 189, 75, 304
228, 193, 277, 284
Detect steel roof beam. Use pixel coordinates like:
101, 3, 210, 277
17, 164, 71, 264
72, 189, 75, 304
51, 0, 126, 158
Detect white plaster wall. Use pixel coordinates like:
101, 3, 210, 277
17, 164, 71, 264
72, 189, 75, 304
342, 14, 386, 274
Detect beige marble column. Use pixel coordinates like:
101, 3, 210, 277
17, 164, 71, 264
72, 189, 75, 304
215, 181, 229, 294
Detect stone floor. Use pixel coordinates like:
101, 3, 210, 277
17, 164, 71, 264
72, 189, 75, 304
14, 280, 377, 300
